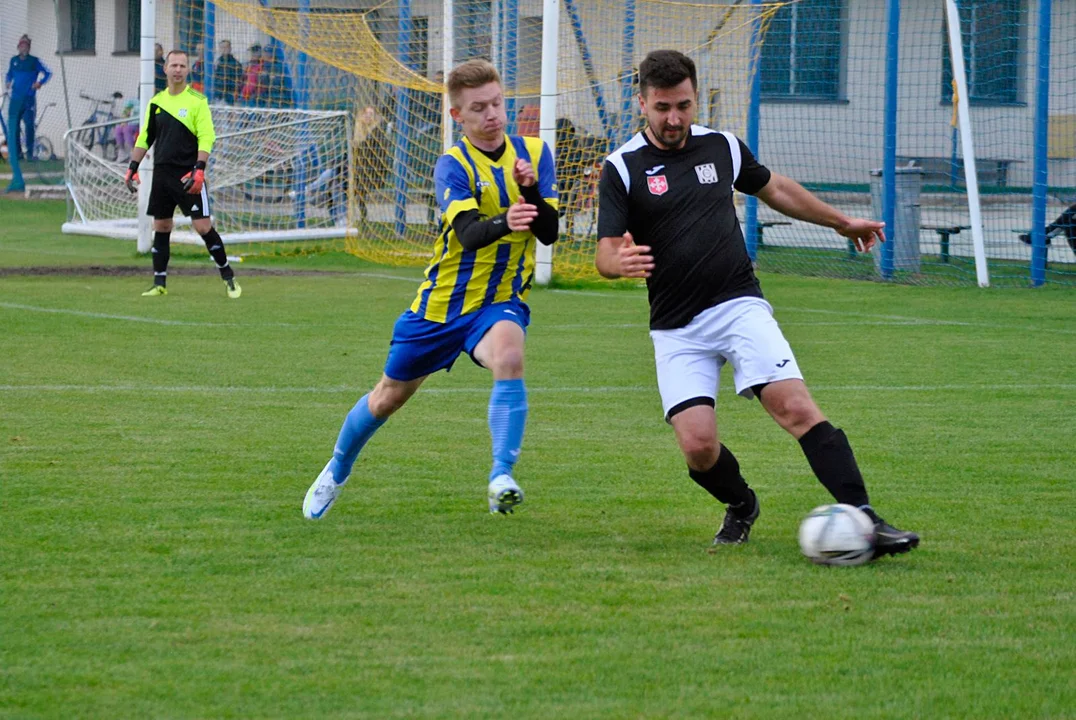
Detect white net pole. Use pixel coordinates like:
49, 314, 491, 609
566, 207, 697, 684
945, 0, 989, 287
535, 0, 560, 286
442, 0, 454, 153
136, 0, 156, 253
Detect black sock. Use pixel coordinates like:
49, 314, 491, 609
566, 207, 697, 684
201, 228, 234, 281
688, 445, 755, 514
152, 231, 170, 284
798, 421, 870, 507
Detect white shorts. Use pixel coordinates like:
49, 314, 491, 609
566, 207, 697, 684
650, 296, 803, 419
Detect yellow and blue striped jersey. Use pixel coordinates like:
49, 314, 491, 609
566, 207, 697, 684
410, 134, 558, 323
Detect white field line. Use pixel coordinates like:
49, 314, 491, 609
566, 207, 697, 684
550, 290, 1076, 336
3, 299, 1072, 337
0, 302, 295, 327
0, 383, 1073, 395
4, 277, 1072, 336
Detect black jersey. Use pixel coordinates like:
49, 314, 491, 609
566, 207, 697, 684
598, 126, 772, 330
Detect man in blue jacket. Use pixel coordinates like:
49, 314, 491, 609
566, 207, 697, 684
4, 35, 51, 161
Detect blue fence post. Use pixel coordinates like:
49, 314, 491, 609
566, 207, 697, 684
1030, 0, 1052, 287
563, 0, 614, 146
205, 2, 216, 101
744, 0, 763, 263
504, 0, 519, 130
393, 0, 416, 237
880, 0, 900, 280
619, 0, 636, 144
292, 0, 311, 229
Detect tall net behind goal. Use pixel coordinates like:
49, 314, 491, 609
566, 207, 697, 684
551, 1, 773, 280
64, 108, 351, 246
206, 0, 770, 279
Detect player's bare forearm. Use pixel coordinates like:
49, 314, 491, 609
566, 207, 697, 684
130, 147, 148, 164
756, 173, 850, 231
757, 173, 884, 250
198, 151, 209, 163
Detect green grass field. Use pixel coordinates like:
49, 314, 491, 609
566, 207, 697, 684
2, 198, 1074, 718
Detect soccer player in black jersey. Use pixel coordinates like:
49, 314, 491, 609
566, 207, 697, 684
125, 49, 240, 299
596, 49, 918, 558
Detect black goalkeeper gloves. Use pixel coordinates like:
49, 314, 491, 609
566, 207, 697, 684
124, 160, 140, 193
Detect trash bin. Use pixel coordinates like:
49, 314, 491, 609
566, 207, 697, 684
869, 167, 923, 274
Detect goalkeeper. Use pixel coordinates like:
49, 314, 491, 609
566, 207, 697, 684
125, 49, 240, 299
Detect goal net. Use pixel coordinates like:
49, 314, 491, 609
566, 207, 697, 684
63, 107, 352, 245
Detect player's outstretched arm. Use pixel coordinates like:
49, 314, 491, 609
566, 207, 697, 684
756, 172, 886, 252
595, 231, 654, 279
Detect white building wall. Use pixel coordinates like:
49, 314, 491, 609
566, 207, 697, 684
4, 0, 175, 159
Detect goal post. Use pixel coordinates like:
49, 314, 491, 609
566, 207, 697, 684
63, 107, 353, 245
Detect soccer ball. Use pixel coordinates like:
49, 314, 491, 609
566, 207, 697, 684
798, 504, 876, 566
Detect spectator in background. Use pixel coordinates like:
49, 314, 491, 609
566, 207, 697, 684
261, 45, 294, 108
212, 40, 243, 105
190, 43, 205, 93
4, 35, 51, 162
352, 104, 390, 222
555, 117, 604, 237
241, 44, 264, 105
1020, 204, 1076, 253
114, 100, 139, 162
154, 43, 167, 93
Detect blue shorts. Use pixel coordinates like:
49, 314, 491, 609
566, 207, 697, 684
384, 300, 531, 381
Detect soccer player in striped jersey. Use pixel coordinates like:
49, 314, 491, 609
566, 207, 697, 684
303, 59, 559, 520
124, 49, 240, 299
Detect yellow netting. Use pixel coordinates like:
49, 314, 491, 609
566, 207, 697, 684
208, 0, 781, 277
215, 0, 441, 92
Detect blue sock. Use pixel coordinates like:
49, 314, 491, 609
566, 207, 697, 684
329, 394, 386, 483
488, 378, 528, 481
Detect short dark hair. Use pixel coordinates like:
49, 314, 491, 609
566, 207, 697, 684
165, 49, 188, 62
638, 50, 697, 96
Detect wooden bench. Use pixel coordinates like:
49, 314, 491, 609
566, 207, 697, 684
897, 156, 1021, 189
922, 224, 969, 263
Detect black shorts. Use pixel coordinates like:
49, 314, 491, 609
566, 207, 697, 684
147, 164, 211, 220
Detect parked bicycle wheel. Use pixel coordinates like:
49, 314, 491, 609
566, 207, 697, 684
33, 137, 55, 162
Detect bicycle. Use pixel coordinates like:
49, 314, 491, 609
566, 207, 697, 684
31, 100, 57, 162
77, 90, 124, 161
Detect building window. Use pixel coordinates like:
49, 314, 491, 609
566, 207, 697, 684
369, 11, 429, 76
941, 0, 1023, 105
58, 0, 96, 53
760, 0, 843, 101
115, 0, 140, 53
454, 1, 492, 63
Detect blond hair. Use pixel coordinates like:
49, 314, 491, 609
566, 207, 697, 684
353, 105, 380, 145
446, 60, 501, 109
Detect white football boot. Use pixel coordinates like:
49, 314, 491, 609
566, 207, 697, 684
303, 461, 346, 520
488, 474, 524, 515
